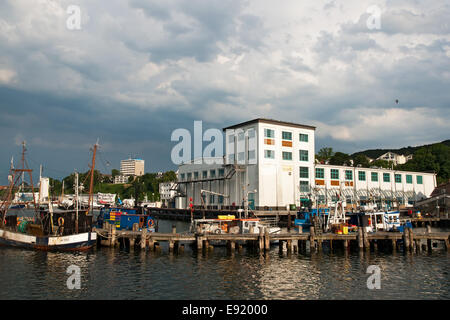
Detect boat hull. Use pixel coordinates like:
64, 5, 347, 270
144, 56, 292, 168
0, 229, 97, 251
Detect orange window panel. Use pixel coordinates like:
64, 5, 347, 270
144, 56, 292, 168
330, 180, 340, 186
264, 139, 275, 145
315, 179, 325, 185
282, 141, 292, 147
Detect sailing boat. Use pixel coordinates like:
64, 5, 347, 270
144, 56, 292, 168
0, 142, 97, 251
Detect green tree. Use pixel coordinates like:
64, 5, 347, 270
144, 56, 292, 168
329, 152, 352, 166
111, 169, 120, 178
353, 154, 370, 168
369, 159, 391, 168
316, 147, 334, 163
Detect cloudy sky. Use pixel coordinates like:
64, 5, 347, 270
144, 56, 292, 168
0, 0, 449, 181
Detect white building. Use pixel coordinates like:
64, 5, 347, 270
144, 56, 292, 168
175, 118, 437, 211
177, 118, 316, 210
114, 175, 129, 184
159, 181, 177, 206
305, 164, 435, 209
376, 152, 413, 165
120, 158, 145, 176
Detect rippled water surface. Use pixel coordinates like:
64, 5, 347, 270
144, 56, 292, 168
1, 218, 449, 300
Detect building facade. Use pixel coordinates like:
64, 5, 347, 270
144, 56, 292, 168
120, 158, 145, 176
175, 118, 436, 210
159, 181, 177, 207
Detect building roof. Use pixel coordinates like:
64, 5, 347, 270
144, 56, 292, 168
222, 118, 316, 131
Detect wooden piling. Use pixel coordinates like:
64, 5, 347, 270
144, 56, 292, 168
298, 226, 302, 234
169, 240, 174, 253
363, 228, 370, 250
141, 228, 147, 250
129, 238, 135, 251
444, 238, 449, 251
111, 224, 117, 247
310, 226, 316, 252
172, 225, 177, 234
403, 228, 410, 252
392, 239, 396, 252
343, 239, 348, 249
197, 235, 203, 251
287, 239, 292, 253
408, 228, 414, 251
264, 228, 270, 251
259, 228, 264, 253
149, 237, 155, 251
358, 228, 364, 250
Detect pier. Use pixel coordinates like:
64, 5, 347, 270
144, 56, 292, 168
93, 223, 450, 254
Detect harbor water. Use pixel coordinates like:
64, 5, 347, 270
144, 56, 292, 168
0, 211, 449, 300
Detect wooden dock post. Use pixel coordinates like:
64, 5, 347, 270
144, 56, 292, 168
415, 239, 421, 253
149, 237, 155, 251
264, 228, 270, 251
392, 239, 396, 252
310, 226, 316, 252
278, 240, 284, 254
140, 228, 147, 250
358, 228, 363, 250
169, 239, 174, 253
298, 226, 302, 234
259, 228, 264, 253
362, 228, 370, 251
197, 235, 203, 251
172, 225, 176, 234
408, 228, 414, 251
444, 238, 449, 251
228, 240, 235, 252
329, 240, 333, 251
179, 244, 185, 254
111, 224, 117, 247
403, 228, 410, 252
287, 239, 292, 254
343, 239, 348, 249
129, 237, 135, 251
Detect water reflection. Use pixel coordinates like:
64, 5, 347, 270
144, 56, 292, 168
0, 219, 449, 300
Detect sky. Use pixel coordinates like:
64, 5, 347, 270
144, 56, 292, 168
0, 0, 449, 181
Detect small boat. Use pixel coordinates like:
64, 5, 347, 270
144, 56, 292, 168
294, 208, 329, 231
190, 215, 281, 235
347, 211, 401, 232
96, 206, 156, 232
9, 204, 25, 209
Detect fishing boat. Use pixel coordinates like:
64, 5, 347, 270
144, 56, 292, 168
0, 142, 98, 251
348, 210, 401, 233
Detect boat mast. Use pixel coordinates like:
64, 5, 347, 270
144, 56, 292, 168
0, 142, 37, 226
87, 142, 98, 215
75, 172, 79, 233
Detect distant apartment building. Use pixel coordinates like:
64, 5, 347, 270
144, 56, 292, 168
175, 118, 436, 210
120, 158, 145, 176
114, 175, 129, 184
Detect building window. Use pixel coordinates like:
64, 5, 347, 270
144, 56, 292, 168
187, 172, 192, 180
218, 169, 225, 177
194, 172, 199, 180
371, 172, 378, 182
248, 150, 256, 161
299, 150, 308, 161
315, 168, 324, 179
210, 170, 216, 178
358, 171, 366, 181
383, 173, 390, 183
209, 195, 215, 203
238, 152, 245, 161
345, 170, 353, 181
202, 171, 207, 179
264, 128, 275, 138
218, 196, 224, 204
282, 151, 292, 160
331, 169, 339, 180
300, 167, 309, 179
395, 174, 402, 183
299, 134, 308, 142
417, 175, 423, 184
406, 174, 412, 184
282, 131, 292, 140
300, 181, 309, 192
264, 150, 275, 159
180, 173, 185, 181
228, 154, 235, 163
